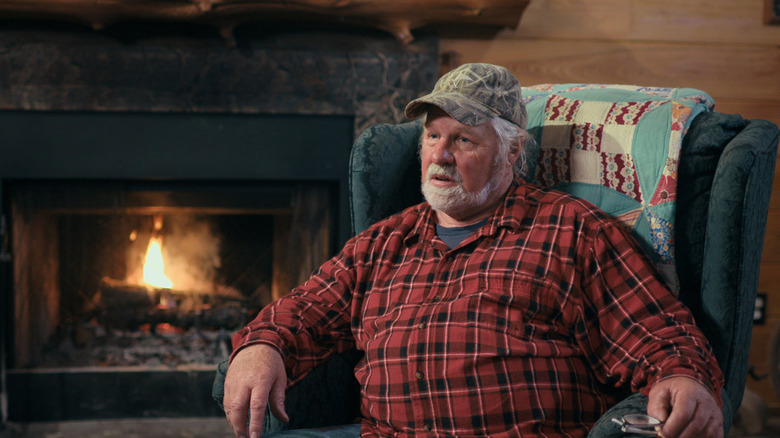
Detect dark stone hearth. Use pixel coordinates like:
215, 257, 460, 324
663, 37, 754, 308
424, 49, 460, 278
7, 367, 222, 421
0, 23, 439, 137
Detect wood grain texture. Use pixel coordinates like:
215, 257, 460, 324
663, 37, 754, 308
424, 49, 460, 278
761, 212, 780, 263
500, 0, 780, 45
440, 39, 780, 102
0, 0, 530, 44
716, 99, 780, 128
745, 325, 778, 408
770, 164, 780, 211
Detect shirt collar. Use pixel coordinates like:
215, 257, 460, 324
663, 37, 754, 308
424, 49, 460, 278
482, 179, 526, 235
404, 179, 528, 246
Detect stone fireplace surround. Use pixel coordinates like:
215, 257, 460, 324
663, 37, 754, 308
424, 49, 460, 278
0, 21, 438, 422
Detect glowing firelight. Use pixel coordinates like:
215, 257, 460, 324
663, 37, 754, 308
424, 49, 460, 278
143, 236, 173, 289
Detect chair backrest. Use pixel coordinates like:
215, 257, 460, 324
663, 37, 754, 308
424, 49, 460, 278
349, 119, 424, 235
352, 83, 716, 293
349, 84, 780, 429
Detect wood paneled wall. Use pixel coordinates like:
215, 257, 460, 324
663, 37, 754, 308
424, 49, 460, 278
441, 0, 780, 409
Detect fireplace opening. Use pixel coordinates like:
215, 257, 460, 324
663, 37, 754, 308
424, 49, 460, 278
9, 180, 334, 371
0, 111, 354, 421
4, 179, 336, 420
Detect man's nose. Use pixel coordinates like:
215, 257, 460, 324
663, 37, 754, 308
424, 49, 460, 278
430, 140, 455, 164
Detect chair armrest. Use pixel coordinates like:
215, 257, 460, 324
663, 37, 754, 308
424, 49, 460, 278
588, 393, 649, 438
700, 119, 779, 414
212, 359, 229, 411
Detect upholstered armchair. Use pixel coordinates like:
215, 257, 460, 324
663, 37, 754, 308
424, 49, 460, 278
214, 84, 780, 437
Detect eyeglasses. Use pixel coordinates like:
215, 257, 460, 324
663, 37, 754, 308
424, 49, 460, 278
611, 414, 664, 436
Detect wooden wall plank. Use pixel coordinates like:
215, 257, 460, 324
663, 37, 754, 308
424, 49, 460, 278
759, 263, 780, 307
507, 0, 780, 45
630, 0, 780, 45
715, 99, 780, 128
745, 326, 779, 407
505, 0, 632, 41
762, 211, 780, 263
439, 39, 780, 102
771, 162, 780, 211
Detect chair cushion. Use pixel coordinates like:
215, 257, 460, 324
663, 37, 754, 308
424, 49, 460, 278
521, 84, 714, 293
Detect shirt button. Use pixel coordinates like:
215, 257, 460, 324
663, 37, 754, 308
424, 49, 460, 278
422, 424, 431, 432
417, 322, 427, 329
415, 371, 424, 380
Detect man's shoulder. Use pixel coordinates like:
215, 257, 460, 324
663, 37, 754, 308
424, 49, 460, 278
358, 202, 429, 239
520, 183, 610, 218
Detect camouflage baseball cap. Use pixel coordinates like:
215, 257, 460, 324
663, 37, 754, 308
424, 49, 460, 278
405, 63, 527, 129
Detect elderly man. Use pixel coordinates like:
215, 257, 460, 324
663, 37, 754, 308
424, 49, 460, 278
224, 63, 724, 438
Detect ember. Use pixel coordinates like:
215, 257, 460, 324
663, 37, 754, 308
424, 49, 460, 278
9, 182, 330, 373
37, 322, 232, 367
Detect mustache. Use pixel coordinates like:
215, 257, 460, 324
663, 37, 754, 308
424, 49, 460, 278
425, 163, 462, 183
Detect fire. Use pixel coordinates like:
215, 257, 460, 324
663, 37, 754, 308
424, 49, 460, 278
143, 236, 173, 289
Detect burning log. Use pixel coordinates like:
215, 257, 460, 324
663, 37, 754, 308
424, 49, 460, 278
98, 277, 156, 307
96, 277, 248, 331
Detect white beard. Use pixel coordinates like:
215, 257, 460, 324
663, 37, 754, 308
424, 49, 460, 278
421, 159, 511, 219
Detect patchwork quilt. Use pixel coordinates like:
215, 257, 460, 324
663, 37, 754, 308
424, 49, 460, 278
522, 84, 715, 293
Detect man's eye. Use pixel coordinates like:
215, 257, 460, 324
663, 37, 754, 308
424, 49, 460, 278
457, 136, 472, 144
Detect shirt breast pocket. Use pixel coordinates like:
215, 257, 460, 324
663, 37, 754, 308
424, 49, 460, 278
431, 288, 526, 356
445, 282, 573, 357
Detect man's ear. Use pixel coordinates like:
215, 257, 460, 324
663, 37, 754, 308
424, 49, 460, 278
508, 137, 524, 162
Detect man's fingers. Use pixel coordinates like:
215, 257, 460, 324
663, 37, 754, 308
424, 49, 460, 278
647, 377, 723, 438
223, 345, 288, 438
247, 390, 269, 438
223, 365, 251, 437
269, 376, 290, 423
646, 386, 672, 423
242, 376, 287, 438
659, 399, 697, 438
705, 414, 724, 438
225, 389, 251, 438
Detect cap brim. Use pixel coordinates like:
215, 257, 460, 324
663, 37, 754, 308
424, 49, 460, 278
404, 91, 501, 126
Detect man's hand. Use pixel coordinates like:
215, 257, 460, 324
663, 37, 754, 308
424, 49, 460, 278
223, 344, 289, 438
646, 376, 723, 438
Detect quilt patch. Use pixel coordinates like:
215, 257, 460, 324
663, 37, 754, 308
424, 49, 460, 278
523, 84, 715, 293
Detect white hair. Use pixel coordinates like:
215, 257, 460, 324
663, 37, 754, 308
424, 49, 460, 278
489, 116, 532, 179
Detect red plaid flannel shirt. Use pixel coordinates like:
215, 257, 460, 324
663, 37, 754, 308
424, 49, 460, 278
232, 181, 724, 437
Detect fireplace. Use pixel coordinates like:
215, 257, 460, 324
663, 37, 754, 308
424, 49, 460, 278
0, 21, 438, 423
1, 110, 354, 421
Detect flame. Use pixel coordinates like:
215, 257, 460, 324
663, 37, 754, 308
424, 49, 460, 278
143, 236, 173, 289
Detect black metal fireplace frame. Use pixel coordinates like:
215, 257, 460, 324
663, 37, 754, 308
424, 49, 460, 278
0, 110, 354, 421
0, 110, 354, 241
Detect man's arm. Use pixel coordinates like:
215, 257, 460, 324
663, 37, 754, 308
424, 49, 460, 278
577, 218, 725, 433
224, 344, 290, 438
647, 376, 723, 438
230, 240, 359, 384
225, 235, 365, 437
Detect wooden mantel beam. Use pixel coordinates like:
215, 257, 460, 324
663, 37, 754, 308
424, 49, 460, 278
0, 0, 530, 45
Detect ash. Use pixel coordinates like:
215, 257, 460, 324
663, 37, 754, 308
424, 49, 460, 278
36, 322, 233, 368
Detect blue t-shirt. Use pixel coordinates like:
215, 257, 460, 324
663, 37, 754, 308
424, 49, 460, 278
435, 219, 487, 249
